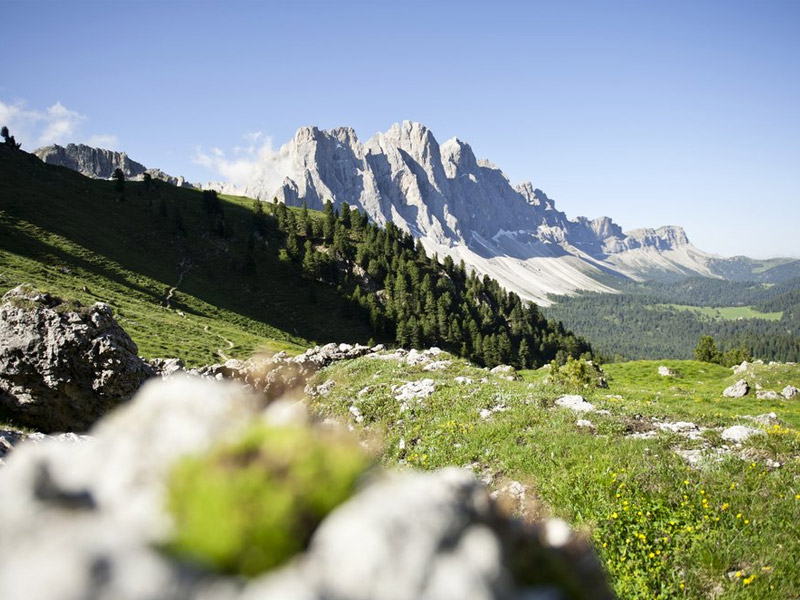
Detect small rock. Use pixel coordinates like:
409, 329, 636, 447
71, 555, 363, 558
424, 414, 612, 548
732, 361, 749, 375
657, 421, 699, 434
756, 390, 781, 400
744, 412, 778, 426
723, 379, 749, 398
554, 395, 595, 414
392, 379, 436, 403
490, 480, 529, 517
576, 419, 595, 430
478, 404, 508, 420
657, 366, 675, 377
405, 349, 431, 366
422, 360, 452, 372
348, 405, 364, 424
489, 365, 517, 381
721, 425, 765, 443
627, 431, 658, 440
148, 357, 185, 378
316, 380, 336, 397
454, 376, 474, 385
782, 385, 799, 399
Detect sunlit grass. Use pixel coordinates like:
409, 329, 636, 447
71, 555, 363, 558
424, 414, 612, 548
310, 354, 800, 598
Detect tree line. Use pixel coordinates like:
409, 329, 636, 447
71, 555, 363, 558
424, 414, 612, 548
253, 198, 591, 368
546, 291, 800, 363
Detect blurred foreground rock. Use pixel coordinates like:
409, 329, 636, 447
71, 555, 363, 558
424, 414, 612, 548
151, 343, 379, 403
0, 376, 614, 600
0, 285, 154, 432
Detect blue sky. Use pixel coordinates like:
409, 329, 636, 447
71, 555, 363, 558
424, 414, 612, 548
3, 0, 799, 258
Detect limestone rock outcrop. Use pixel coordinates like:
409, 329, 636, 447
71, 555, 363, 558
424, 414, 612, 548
33, 143, 195, 187
0, 285, 154, 432
34, 143, 148, 179
208, 121, 717, 303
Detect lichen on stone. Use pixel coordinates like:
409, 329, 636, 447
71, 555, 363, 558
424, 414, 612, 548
165, 423, 370, 577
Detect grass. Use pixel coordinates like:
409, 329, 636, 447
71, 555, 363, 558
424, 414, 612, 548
662, 304, 783, 322
0, 214, 302, 365
0, 146, 380, 364
308, 353, 800, 599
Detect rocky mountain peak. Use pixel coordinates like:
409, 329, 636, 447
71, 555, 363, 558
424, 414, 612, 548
35, 143, 146, 180
33, 143, 195, 188
624, 225, 690, 250
589, 216, 624, 240
330, 126, 359, 146
441, 137, 478, 176
227, 122, 714, 302
379, 120, 441, 167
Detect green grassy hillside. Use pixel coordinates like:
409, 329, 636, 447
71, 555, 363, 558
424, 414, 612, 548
310, 354, 800, 599
0, 145, 589, 368
0, 146, 378, 364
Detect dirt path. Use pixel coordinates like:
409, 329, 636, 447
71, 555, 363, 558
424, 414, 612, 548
204, 325, 235, 360
164, 260, 192, 308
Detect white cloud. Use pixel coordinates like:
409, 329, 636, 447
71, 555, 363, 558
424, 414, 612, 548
37, 102, 85, 145
0, 99, 117, 149
194, 131, 297, 192
86, 134, 119, 149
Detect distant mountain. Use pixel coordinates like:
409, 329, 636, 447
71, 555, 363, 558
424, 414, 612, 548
208, 121, 734, 303
34, 143, 196, 189
36, 127, 799, 303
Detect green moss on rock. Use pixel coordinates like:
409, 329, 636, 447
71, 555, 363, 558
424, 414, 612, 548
166, 424, 369, 577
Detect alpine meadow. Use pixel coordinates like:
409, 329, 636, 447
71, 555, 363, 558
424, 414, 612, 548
2, 2, 800, 599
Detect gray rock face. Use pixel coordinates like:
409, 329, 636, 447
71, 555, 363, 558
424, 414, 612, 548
33, 143, 195, 187
256, 122, 688, 260
0, 285, 154, 432
34, 143, 147, 179
214, 122, 713, 303
723, 379, 750, 398
0, 377, 613, 600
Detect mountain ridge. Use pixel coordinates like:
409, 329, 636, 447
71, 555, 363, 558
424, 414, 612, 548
34, 143, 196, 189
33, 123, 799, 303
210, 121, 716, 303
